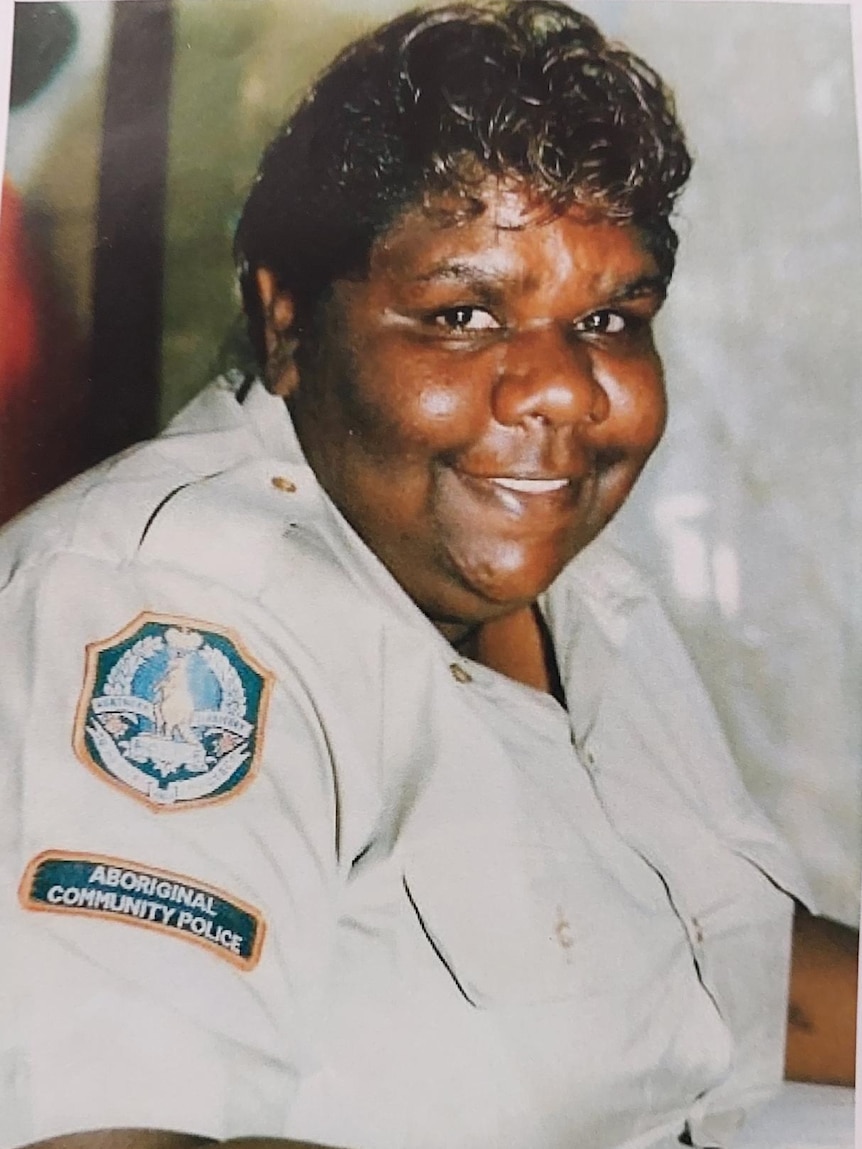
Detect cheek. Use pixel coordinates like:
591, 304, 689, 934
597, 357, 667, 453
628, 377, 667, 450
415, 384, 464, 422
354, 347, 483, 452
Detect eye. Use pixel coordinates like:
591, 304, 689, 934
573, 310, 627, 335
433, 306, 500, 332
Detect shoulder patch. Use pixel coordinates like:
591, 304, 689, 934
20, 850, 265, 970
74, 612, 273, 810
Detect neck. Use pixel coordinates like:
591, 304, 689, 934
439, 605, 566, 704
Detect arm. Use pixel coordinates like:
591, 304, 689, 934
785, 904, 858, 1086
1, 558, 342, 1147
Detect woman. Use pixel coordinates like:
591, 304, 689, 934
1, 4, 855, 1149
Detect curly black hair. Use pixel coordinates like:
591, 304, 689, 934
235, 0, 692, 366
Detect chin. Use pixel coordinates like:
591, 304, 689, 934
451, 528, 595, 603
446, 553, 564, 616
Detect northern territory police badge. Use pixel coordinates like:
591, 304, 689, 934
74, 613, 273, 810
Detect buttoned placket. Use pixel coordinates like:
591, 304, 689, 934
575, 732, 710, 969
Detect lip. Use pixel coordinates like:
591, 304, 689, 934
450, 468, 587, 522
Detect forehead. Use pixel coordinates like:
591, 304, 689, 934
368, 181, 660, 293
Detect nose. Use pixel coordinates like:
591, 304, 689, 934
491, 324, 610, 429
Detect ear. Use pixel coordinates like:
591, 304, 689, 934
256, 267, 300, 398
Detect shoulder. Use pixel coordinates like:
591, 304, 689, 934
0, 383, 387, 866
0, 377, 261, 583
553, 534, 813, 901
0, 378, 393, 812
547, 532, 657, 649
0, 380, 394, 798
554, 532, 736, 771
0, 378, 370, 623
569, 533, 653, 600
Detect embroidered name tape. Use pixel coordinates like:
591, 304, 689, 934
20, 851, 265, 970
74, 612, 273, 810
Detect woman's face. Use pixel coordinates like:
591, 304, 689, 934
281, 184, 668, 637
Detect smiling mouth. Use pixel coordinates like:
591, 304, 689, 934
449, 469, 587, 521
487, 477, 570, 494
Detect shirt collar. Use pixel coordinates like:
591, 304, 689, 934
239, 375, 307, 464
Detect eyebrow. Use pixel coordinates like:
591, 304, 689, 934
411, 261, 509, 288
606, 274, 669, 304
407, 262, 511, 309
411, 262, 668, 304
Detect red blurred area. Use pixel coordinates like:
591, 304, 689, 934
0, 177, 94, 525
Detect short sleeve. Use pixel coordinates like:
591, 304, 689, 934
0, 548, 341, 1146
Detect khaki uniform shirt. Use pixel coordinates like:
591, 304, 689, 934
0, 376, 811, 1149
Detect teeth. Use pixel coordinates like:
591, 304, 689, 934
490, 477, 569, 493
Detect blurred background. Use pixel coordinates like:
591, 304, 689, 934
1, 0, 860, 923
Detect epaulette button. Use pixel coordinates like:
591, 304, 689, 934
271, 476, 297, 493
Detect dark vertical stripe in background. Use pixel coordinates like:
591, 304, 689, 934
89, 0, 174, 460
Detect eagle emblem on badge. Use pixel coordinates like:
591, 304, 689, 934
75, 613, 273, 809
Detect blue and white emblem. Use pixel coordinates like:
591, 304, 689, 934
75, 613, 273, 809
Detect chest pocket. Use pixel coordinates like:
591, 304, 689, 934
402, 832, 672, 1009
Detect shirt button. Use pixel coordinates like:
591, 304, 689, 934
449, 663, 473, 684
271, 475, 297, 493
